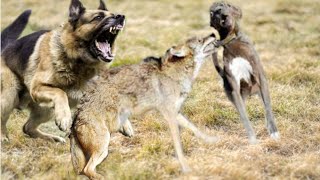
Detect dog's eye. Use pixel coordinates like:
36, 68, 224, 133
93, 15, 104, 21
210, 12, 214, 16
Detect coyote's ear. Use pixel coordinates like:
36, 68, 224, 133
169, 47, 187, 58
98, 0, 108, 11
162, 46, 187, 65
69, 0, 86, 28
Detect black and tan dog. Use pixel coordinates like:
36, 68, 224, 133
1, 0, 125, 142
209, 2, 279, 144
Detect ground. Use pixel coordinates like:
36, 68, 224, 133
1, 0, 320, 179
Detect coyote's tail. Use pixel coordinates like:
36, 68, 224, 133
70, 131, 86, 174
1, 10, 32, 52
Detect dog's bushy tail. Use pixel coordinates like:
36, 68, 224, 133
70, 131, 86, 174
1, 10, 31, 52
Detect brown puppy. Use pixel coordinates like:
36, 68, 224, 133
70, 34, 218, 179
209, 2, 279, 144
1, 0, 125, 142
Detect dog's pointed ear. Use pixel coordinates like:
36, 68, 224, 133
69, 0, 86, 28
98, 0, 108, 11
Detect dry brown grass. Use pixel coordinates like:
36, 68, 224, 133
1, 0, 320, 179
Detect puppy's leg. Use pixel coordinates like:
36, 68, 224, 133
80, 127, 110, 179
118, 108, 134, 137
1, 63, 20, 142
31, 85, 72, 132
225, 75, 257, 144
177, 113, 219, 143
23, 103, 65, 143
161, 109, 191, 173
259, 74, 279, 139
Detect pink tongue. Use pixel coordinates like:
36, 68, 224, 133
98, 42, 110, 58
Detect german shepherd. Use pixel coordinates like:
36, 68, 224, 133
1, 0, 125, 142
70, 34, 219, 179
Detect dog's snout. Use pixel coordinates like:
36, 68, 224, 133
221, 14, 228, 20
115, 14, 125, 20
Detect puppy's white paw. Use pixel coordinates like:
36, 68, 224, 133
249, 136, 258, 145
270, 132, 280, 140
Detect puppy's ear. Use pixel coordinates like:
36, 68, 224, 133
69, 0, 86, 28
210, 2, 222, 12
229, 4, 242, 19
98, 0, 108, 11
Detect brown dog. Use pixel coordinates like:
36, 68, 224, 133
209, 2, 279, 144
70, 34, 218, 179
1, 0, 125, 142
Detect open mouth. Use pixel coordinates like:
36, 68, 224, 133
92, 22, 125, 62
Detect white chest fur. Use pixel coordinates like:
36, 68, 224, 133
229, 57, 253, 86
193, 56, 205, 80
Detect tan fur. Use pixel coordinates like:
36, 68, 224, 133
71, 35, 218, 179
1, 0, 124, 142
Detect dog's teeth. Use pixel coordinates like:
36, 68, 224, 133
95, 40, 102, 51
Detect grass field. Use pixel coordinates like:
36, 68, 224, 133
1, 0, 320, 179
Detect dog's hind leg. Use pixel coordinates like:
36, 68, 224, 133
1, 62, 20, 142
225, 75, 257, 144
177, 113, 219, 143
259, 75, 279, 139
23, 103, 65, 143
160, 109, 191, 173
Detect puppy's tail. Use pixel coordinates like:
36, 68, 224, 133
1, 10, 31, 52
70, 130, 86, 174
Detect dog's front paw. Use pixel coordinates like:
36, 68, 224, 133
55, 109, 72, 133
